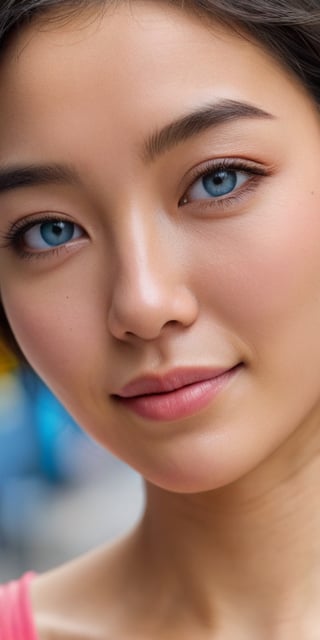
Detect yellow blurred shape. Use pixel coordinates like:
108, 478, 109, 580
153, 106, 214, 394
0, 339, 17, 375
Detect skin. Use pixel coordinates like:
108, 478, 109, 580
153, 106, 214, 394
0, 2, 320, 638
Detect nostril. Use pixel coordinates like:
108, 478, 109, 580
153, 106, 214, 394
165, 320, 180, 328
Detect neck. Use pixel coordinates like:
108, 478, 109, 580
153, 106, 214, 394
139, 418, 320, 637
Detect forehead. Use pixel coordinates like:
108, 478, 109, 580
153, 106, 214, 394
0, 2, 294, 101
0, 0, 312, 165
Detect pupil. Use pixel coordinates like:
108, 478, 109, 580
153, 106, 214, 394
52, 222, 64, 236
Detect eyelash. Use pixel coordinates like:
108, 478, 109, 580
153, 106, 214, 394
0, 158, 269, 262
179, 158, 269, 209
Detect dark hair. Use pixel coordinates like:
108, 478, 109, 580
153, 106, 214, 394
0, 0, 319, 360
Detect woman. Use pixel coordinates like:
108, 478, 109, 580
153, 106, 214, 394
0, 0, 320, 637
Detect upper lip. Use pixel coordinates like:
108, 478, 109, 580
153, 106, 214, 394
115, 366, 238, 398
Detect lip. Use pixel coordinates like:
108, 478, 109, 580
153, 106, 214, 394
113, 364, 242, 422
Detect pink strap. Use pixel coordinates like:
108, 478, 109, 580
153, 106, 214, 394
0, 572, 38, 640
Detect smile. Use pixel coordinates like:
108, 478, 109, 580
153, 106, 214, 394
114, 364, 243, 421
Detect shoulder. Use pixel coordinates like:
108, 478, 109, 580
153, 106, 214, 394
31, 549, 111, 640
30, 532, 141, 640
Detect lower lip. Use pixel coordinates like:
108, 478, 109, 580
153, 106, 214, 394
116, 365, 242, 422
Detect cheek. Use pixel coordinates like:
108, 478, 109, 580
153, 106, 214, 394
1, 280, 103, 399
194, 190, 320, 348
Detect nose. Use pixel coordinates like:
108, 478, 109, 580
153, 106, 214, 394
107, 223, 198, 342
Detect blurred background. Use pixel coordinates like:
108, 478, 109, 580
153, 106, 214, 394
0, 339, 144, 582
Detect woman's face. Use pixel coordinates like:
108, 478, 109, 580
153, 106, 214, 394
0, 1, 320, 492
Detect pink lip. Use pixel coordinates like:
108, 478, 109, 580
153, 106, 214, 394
114, 364, 242, 422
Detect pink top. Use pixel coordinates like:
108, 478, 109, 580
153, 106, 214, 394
0, 573, 38, 640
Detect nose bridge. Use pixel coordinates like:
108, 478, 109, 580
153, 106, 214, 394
107, 206, 197, 340
123, 210, 165, 285
116, 201, 165, 276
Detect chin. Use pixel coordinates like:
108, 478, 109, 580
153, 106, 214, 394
140, 455, 249, 495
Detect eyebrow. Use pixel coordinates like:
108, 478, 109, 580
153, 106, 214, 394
0, 163, 79, 196
143, 99, 274, 162
0, 100, 274, 195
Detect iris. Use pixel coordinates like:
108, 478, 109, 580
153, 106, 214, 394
40, 221, 75, 246
203, 170, 237, 197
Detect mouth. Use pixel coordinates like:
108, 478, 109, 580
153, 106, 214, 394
113, 363, 243, 422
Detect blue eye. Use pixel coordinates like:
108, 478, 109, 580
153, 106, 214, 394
23, 220, 83, 250
182, 166, 251, 204
203, 170, 237, 197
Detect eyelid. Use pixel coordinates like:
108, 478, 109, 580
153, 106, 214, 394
0, 212, 75, 240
